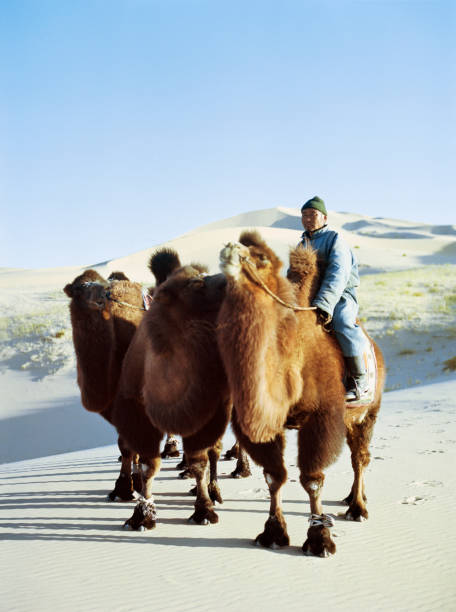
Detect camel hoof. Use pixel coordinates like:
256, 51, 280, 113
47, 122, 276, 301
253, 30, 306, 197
188, 517, 210, 526
107, 492, 134, 503
346, 512, 367, 522
124, 500, 157, 531
319, 550, 330, 558
255, 514, 290, 548
345, 507, 368, 522
302, 525, 336, 557
108, 474, 135, 502
188, 501, 219, 525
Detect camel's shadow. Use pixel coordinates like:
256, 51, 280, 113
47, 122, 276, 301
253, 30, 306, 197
0, 526, 309, 556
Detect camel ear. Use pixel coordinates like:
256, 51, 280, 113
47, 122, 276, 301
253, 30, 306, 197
64, 283, 73, 297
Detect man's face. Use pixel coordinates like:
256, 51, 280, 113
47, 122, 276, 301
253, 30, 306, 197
301, 208, 327, 233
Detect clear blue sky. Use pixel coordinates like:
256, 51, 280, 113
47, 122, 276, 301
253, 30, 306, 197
1, 0, 454, 268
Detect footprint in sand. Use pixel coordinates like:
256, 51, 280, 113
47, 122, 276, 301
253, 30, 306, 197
418, 449, 445, 455
408, 480, 443, 488
400, 496, 427, 505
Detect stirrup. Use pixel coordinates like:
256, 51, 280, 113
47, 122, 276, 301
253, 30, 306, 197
345, 379, 368, 402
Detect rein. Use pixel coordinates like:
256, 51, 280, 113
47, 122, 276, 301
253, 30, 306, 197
239, 256, 317, 312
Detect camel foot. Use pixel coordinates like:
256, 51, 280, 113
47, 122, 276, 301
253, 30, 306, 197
302, 525, 336, 557
179, 468, 193, 479
123, 499, 157, 531
345, 504, 368, 522
107, 473, 135, 502
132, 472, 143, 494
255, 514, 289, 548
188, 500, 219, 525
208, 481, 223, 504
161, 438, 180, 458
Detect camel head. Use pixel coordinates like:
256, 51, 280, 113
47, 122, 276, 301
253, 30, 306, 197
64, 270, 111, 319
219, 230, 282, 283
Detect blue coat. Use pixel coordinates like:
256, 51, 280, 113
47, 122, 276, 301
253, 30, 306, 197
300, 225, 360, 317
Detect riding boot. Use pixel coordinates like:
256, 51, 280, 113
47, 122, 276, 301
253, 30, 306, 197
344, 356, 368, 402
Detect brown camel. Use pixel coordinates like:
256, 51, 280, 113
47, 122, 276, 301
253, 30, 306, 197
111, 262, 248, 530
64, 269, 149, 500
64, 251, 185, 500
217, 230, 385, 556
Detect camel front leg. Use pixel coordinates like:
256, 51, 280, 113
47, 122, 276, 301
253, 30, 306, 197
298, 409, 345, 557
300, 471, 336, 557
123, 455, 161, 531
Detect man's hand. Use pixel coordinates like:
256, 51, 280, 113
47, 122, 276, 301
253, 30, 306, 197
316, 308, 332, 331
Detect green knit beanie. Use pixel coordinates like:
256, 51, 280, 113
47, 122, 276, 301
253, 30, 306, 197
301, 196, 327, 216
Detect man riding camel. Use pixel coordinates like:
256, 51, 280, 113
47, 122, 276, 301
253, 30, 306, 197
299, 196, 368, 401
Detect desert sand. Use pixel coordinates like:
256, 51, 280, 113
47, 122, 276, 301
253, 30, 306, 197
1, 207, 455, 611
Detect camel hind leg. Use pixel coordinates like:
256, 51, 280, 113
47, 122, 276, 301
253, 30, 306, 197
222, 440, 252, 478
231, 445, 252, 479
108, 436, 135, 502
343, 409, 379, 521
185, 449, 219, 525
208, 440, 223, 504
132, 454, 143, 494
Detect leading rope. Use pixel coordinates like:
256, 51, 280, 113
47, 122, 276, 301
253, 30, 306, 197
239, 256, 317, 312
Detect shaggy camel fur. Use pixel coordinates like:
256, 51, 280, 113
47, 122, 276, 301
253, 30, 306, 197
112, 263, 240, 530
217, 231, 385, 557
64, 269, 146, 501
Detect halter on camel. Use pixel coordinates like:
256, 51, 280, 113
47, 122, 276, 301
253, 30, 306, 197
238, 255, 317, 312
81, 281, 146, 319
